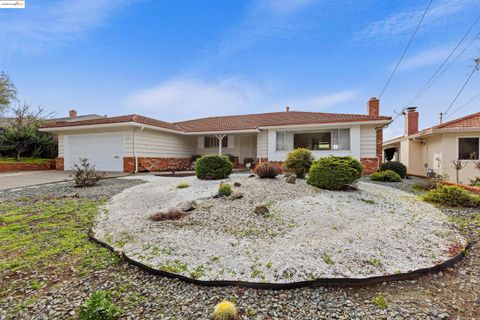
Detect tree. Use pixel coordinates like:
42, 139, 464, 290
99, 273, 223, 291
0, 72, 17, 112
0, 103, 54, 161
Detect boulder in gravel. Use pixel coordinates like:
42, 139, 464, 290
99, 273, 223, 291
230, 192, 244, 200
254, 205, 269, 215
234, 182, 241, 187
179, 201, 197, 212
248, 174, 256, 178
285, 175, 296, 184
149, 208, 186, 221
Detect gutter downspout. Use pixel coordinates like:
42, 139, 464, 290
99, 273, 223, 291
132, 126, 145, 173
376, 121, 393, 167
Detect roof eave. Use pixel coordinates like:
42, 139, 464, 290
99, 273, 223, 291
258, 119, 392, 130
40, 122, 184, 134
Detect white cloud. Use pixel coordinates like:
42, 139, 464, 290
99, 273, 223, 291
125, 77, 359, 121
359, 0, 478, 39
398, 46, 453, 71
0, 0, 136, 57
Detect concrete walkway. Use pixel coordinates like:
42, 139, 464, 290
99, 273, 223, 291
0, 171, 129, 190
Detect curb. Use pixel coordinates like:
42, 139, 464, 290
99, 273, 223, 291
89, 229, 473, 290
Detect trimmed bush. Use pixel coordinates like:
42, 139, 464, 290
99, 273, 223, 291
380, 161, 407, 178
218, 182, 232, 197
78, 290, 120, 320
254, 162, 279, 178
370, 170, 402, 182
195, 155, 233, 180
213, 301, 238, 320
422, 185, 480, 207
307, 156, 363, 190
284, 148, 314, 178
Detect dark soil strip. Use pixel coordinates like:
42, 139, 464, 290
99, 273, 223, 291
89, 229, 473, 290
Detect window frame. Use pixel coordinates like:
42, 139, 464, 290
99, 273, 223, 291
457, 136, 480, 161
204, 136, 228, 149
291, 129, 350, 152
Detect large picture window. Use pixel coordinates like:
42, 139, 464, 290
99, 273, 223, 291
292, 129, 350, 151
458, 137, 479, 160
204, 136, 228, 148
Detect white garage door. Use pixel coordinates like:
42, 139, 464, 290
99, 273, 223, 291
64, 133, 124, 172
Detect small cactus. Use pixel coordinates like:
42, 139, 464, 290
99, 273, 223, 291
218, 183, 232, 197
213, 300, 237, 320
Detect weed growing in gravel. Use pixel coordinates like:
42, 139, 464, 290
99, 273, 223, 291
265, 262, 272, 269
323, 253, 335, 265
361, 198, 375, 205
78, 290, 121, 320
246, 307, 257, 317
30, 280, 42, 290
190, 265, 205, 279
157, 259, 188, 273
176, 182, 190, 189
372, 293, 388, 309
368, 258, 383, 267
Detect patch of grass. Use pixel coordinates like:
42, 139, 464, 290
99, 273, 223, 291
0, 157, 50, 164
157, 259, 188, 273
176, 182, 190, 189
372, 293, 388, 309
368, 258, 383, 267
189, 265, 205, 279
322, 253, 335, 265
0, 197, 117, 273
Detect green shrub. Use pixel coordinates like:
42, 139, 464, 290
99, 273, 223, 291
370, 170, 401, 182
254, 162, 280, 178
307, 156, 363, 190
422, 185, 480, 207
218, 183, 232, 197
380, 161, 407, 178
284, 148, 314, 178
470, 177, 480, 187
195, 155, 233, 180
78, 290, 121, 320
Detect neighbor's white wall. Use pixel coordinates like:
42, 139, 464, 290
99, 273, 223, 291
132, 128, 196, 158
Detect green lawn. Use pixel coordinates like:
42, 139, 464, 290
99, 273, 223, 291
0, 157, 51, 164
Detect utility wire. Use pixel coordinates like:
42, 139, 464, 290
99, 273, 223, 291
446, 90, 480, 118
443, 59, 480, 116
405, 15, 480, 107
378, 0, 433, 99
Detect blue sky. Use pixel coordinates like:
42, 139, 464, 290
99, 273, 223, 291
1, 0, 479, 139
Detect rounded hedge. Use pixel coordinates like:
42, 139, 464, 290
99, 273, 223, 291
370, 170, 402, 182
307, 156, 363, 190
380, 161, 407, 178
284, 148, 314, 178
195, 154, 233, 180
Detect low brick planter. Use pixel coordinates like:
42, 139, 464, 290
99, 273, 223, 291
0, 159, 55, 172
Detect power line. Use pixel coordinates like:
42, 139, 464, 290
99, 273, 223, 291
446, 90, 480, 118
378, 0, 433, 99
443, 58, 480, 116
405, 15, 480, 107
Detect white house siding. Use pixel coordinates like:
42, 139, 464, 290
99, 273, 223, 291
133, 128, 196, 158
360, 125, 377, 158
58, 135, 64, 157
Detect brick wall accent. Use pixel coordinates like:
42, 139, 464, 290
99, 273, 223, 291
360, 158, 379, 174
376, 127, 383, 163
0, 161, 53, 172
55, 158, 64, 171
123, 157, 192, 173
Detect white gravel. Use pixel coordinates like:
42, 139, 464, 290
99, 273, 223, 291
94, 174, 466, 283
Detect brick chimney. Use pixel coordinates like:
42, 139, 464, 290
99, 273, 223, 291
69, 109, 77, 118
405, 107, 419, 136
285, 106, 290, 112
367, 97, 379, 116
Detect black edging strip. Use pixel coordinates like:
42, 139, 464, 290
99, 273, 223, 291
89, 229, 473, 290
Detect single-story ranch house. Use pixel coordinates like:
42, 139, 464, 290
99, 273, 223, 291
40, 98, 391, 173
383, 109, 480, 184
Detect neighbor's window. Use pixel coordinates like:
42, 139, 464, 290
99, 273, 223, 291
204, 136, 228, 148
458, 137, 479, 160
293, 129, 350, 151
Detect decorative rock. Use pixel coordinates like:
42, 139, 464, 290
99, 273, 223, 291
248, 174, 256, 178
285, 175, 296, 184
179, 201, 197, 212
234, 182, 241, 187
230, 192, 244, 200
254, 205, 269, 215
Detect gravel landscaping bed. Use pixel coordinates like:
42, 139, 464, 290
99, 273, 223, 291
94, 175, 466, 283
1, 176, 478, 319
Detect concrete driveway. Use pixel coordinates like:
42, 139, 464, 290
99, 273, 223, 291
0, 171, 129, 190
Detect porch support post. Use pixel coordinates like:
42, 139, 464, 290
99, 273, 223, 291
216, 134, 226, 155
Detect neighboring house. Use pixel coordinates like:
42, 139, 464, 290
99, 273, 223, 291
0, 109, 104, 128
40, 98, 391, 173
383, 108, 480, 184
